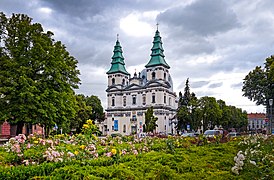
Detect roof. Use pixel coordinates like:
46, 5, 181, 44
145, 30, 170, 69
107, 40, 130, 75
247, 113, 266, 119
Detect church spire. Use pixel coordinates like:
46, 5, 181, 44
107, 38, 130, 75
145, 26, 170, 69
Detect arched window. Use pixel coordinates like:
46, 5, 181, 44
123, 96, 126, 106
112, 97, 115, 106
142, 95, 146, 105
132, 95, 136, 105
152, 93, 156, 103
112, 78, 115, 85
122, 79, 125, 86
164, 73, 166, 80
164, 95, 166, 104
152, 72, 156, 80
123, 124, 126, 133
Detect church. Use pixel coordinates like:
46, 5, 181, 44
105, 28, 177, 135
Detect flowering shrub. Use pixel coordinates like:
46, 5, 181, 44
0, 128, 273, 179
82, 119, 100, 139
231, 134, 274, 178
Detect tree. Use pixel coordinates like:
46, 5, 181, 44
176, 78, 193, 132
242, 55, 274, 107
144, 107, 158, 133
199, 96, 222, 130
189, 92, 202, 131
0, 13, 80, 136
70, 94, 93, 133
71, 95, 105, 133
85, 95, 105, 123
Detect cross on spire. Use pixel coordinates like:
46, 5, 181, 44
156, 22, 159, 30
117, 33, 119, 41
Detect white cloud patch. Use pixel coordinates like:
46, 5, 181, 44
120, 12, 157, 37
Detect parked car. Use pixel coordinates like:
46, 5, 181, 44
181, 132, 196, 137
203, 130, 221, 137
228, 132, 241, 137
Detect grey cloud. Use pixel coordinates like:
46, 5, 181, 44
231, 82, 243, 88
157, 0, 239, 36
208, 82, 223, 88
164, 33, 215, 56
190, 81, 210, 88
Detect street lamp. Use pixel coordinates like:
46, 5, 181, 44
269, 99, 273, 134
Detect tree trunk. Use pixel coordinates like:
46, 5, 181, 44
44, 125, 50, 138
16, 121, 24, 135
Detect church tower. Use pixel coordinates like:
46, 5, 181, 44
106, 38, 130, 108
105, 29, 177, 136
145, 29, 170, 82
107, 38, 130, 88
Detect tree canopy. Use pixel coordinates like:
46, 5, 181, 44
176, 79, 248, 133
144, 107, 158, 133
242, 55, 274, 107
0, 13, 80, 135
71, 95, 105, 133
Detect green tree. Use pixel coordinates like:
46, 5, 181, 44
0, 13, 80, 136
177, 79, 192, 132
217, 100, 230, 129
242, 55, 274, 107
70, 94, 93, 133
199, 96, 222, 130
85, 95, 105, 123
144, 107, 158, 133
71, 95, 104, 133
189, 92, 202, 131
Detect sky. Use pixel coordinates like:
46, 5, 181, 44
1, 0, 273, 113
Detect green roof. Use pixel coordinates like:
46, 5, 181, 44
107, 40, 130, 75
145, 30, 170, 69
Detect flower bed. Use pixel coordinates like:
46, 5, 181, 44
0, 121, 273, 179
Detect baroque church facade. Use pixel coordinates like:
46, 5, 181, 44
105, 29, 177, 135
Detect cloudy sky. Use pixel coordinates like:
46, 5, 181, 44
1, 0, 273, 113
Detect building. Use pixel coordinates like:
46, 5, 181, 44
0, 121, 44, 138
247, 113, 266, 133
105, 29, 177, 135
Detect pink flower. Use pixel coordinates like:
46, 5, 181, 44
67, 152, 75, 157
122, 150, 127, 155
93, 153, 98, 158
106, 152, 112, 157
26, 143, 31, 149
133, 150, 138, 155
40, 139, 46, 145
23, 160, 29, 166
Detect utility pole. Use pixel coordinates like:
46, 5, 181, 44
269, 99, 273, 134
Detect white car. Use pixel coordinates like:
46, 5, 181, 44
203, 130, 221, 137
228, 132, 240, 137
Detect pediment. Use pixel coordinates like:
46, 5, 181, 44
124, 83, 142, 90
145, 80, 170, 88
106, 86, 120, 91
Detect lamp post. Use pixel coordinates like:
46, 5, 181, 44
269, 99, 273, 134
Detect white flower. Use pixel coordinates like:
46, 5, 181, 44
234, 156, 237, 161
249, 160, 256, 166
231, 166, 239, 175
237, 160, 244, 167
238, 154, 245, 161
